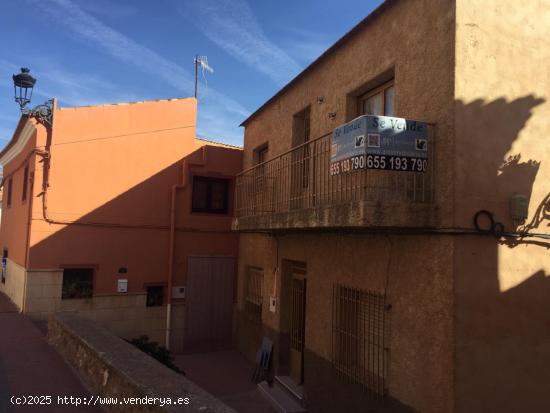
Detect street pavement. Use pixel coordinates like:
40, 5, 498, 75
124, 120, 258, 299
174, 350, 276, 413
0, 292, 101, 413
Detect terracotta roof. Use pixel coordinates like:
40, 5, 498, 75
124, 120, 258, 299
240, 0, 397, 127
195, 137, 242, 150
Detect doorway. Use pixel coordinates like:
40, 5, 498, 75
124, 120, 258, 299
290, 107, 311, 210
281, 260, 307, 384
184, 256, 236, 352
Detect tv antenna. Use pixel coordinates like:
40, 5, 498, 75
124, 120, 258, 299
194, 55, 214, 98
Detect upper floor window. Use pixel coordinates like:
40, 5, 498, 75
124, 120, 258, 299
192, 176, 230, 214
359, 80, 395, 116
293, 107, 311, 146
254, 143, 269, 165
6, 178, 12, 208
22, 165, 29, 202
292, 107, 311, 189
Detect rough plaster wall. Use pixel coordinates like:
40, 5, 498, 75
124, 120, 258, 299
21, 268, 171, 346
277, 234, 454, 413
239, 231, 454, 413
454, 1, 550, 412
238, 0, 457, 411
236, 234, 277, 318
243, 0, 456, 226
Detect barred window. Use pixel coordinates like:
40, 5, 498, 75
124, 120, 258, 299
332, 284, 388, 398
62, 268, 94, 299
146, 286, 164, 307
245, 266, 263, 322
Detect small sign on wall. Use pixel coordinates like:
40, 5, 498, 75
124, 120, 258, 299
117, 279, 128, 293
172, 286, 186, 299
269, 296, 277, 313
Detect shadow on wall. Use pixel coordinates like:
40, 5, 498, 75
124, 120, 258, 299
27, 146, 238, 342
455, 95, 550, 412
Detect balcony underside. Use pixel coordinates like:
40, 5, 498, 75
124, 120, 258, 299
233, 200, 439, 233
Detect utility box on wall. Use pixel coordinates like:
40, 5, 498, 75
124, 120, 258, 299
510, 193, 529, 222
117, 279, 128, 293
172, 286, 186, 299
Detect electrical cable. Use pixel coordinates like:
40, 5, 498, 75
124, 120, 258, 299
37, 124, 195, 148
257, 222, 550, 242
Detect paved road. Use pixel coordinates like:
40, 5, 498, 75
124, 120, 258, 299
174, 350, 276, 413
0, 293, 101, 413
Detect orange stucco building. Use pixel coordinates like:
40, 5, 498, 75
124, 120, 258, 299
0, 97, 242, 353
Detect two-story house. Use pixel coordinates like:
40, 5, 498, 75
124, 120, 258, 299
233, 0, 549, 412
0, 96, 242, 353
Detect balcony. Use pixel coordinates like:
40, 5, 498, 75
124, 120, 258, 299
233, 128, 437, 232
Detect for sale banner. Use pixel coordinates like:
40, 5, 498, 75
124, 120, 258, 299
330, 115, 428, 175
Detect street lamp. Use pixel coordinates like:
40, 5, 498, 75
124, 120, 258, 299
12, 67, 36, 110
12, 67, 52, 126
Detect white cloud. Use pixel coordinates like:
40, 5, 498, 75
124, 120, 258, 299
30, 0, 249, 142
180, 0, 302, 86
40, 65, 141, 107
1, 57, 138, 107
40, 0, 247, 113
72, 0, 138, 18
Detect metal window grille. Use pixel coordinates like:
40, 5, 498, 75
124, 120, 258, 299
245, 266, 263, 321
332, 284, 388, 398
290, 278, 306, 351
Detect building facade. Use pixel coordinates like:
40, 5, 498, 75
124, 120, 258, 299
233, 1, 550, 412
0, 97, 242, 353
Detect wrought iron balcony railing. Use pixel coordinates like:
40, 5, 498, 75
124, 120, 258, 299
235, 128, 435, 221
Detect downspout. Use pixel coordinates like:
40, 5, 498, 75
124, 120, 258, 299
165, 145, 207, 349
22, 107, 54, 313
22, 165, 35, 313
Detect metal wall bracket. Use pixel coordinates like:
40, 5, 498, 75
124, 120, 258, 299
23, 99, 53, 127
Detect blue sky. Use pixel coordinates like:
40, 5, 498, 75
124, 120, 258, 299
0, 0, 383, 148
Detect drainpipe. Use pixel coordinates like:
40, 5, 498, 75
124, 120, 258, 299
3, 147, 49, 309
165, 145, 207, 350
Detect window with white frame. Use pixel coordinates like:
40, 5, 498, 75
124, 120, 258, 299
358, 80, 395, 117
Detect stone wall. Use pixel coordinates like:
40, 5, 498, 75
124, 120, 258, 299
21, 269, 184, 350
0, 258, 26, 310
48, 312, 236, 413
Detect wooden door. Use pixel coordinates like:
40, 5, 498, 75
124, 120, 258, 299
184, 256, 235, 352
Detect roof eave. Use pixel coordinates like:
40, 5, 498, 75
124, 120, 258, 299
0, 115, 32, 158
